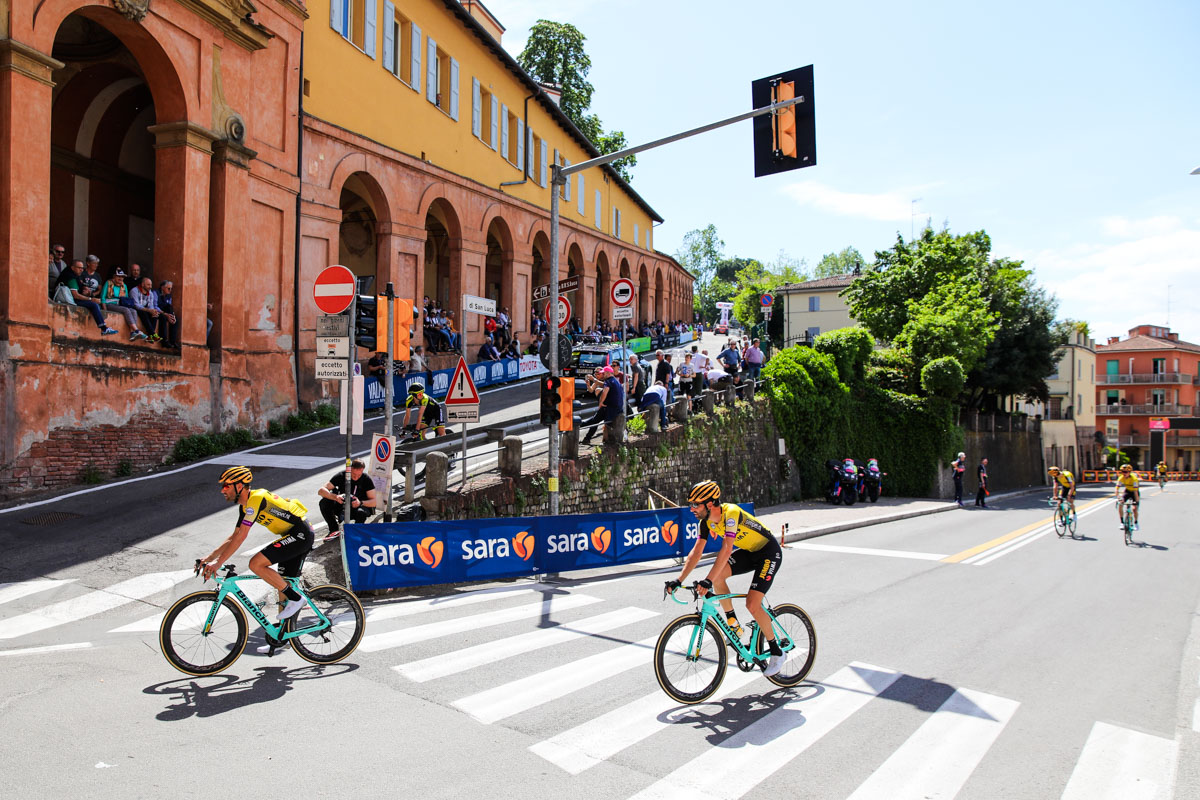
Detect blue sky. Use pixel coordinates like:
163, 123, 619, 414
488, 0, 1200, 343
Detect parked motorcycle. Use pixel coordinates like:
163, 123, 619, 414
859, 458, 886, 503
825, 458, 860, 505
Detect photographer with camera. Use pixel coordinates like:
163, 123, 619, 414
316, 459, 377, 542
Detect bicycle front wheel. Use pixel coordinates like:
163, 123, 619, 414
1067, 510, 1078, 536
1053, 507, 1067, 537
654, 614, 728, 704
755, 603, 817, 687
159, 591, 248, 676
286, 584, 365, 665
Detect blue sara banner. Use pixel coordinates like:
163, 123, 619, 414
363, 357, 527, 411
343, 504, 754, 591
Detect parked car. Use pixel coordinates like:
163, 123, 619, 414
564, 343, 635, 393
715, 322, 728, 335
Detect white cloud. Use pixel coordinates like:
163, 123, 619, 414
1015, 219, 1200, 343
780, 181, 915, 222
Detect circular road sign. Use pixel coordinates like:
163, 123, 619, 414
374, 436, 392, 463
544, 295, 572, 329
313, 264, 357, 315
760, 293, 774, 307
611, 278, 635, 307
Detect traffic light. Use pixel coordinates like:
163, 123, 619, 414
540, 377, 562, 425
376, 297, 413, 360
751, 65, 816, 177
772, 79, 796, 159
354, 294, 377, 351
557, 379, 575, 432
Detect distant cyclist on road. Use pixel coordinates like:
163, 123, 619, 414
1048, 466, 1076, 519
1114, 464, 1140, 531
1156, 461, 1168, 488
202, 466, 313, 623
405, 383, 445, 439
668, 480, 786, 677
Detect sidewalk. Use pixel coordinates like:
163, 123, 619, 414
755, 487, 1043, 545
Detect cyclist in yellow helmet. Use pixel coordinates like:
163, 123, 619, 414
202, 466, 314, 623
405, 383, 445, 439
1113, 464, 1140, 531
667, 480, 786, 677
1047, 466, 1076, 518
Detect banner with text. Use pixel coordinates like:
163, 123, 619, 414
363, 356, 543, 411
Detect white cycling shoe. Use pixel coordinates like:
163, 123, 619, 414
277, 598, 305, 622
764, 653, 786, 677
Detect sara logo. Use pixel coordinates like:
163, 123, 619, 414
546, 526, 610, 554
590, 526, 612, 554
513, 531, 535, 561
662, 520, 679, 546
418, 536, 443, 568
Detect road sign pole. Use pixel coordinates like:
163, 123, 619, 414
384, 282, 395, 521
462, 291, 468, 491
549, 166, 563, 518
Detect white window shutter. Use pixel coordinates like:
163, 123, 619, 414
331, 0, 345, 37
563, 159, 571, 201
595, 189, 602, 228
526, 127, 534, 177
426, 37, 437, 103
577, 174, 585, 214
490, 96, 498, 149
501, 104, 509, 158
540, 141, 547, 186
364, 0, 377, 58
449, 59, 460, 119
411, 24, 421, 93
516, 119, 524, 170
471, 78, 481, 137
382, 1, 395, 72
634, 223, 639, 247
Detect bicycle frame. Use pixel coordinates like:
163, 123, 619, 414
1121, 499, 1135, 529
669, 588, 793, 665
202, 573, 330, 643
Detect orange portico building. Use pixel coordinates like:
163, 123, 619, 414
1094, 325, 1200, 471
0, 0, 693, 499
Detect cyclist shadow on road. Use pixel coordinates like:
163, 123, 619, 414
145, 661, 358, 721
657, 683, 824, 746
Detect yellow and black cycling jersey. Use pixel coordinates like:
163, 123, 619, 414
1156, 465, 1168, 474
1053, 470, 1075, 489
700, 503, 778, 552
238, 488, 309, 537
1115, 474, 1140, 491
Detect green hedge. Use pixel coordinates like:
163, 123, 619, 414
763, 344, 961, 497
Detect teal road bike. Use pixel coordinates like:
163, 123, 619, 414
1120, 498, 1137, 546
654, 582, 817, 704
1050, 497, 1077, 538
158, 562, 365, 676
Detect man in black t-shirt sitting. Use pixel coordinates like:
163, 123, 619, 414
316, 459, 377, 541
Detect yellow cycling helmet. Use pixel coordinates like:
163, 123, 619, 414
687, 480, 721, 505
1119, 464, 1133, 472
218, 466, 253, 485
1047, 466, 1060, 473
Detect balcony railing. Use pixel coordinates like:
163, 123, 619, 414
1168, 436, 1200, 447
1111, 435, 1150, 447
1095, 404, 1193, 415
1097, 373, 1192, 385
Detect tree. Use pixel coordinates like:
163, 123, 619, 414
813, 246, 865, 279
676, 225, 727, 323
518, 21, 637, 182
893, 280, 998, 375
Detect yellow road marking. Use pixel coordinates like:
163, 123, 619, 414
941, 496, 1109, 563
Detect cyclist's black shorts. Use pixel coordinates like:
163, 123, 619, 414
1119, 489, 1140, 506
725, 538, 782, 594
423, 402, 444, 427
259, 520, 314, 577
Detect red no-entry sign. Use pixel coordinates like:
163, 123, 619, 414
313, 265, 357, 315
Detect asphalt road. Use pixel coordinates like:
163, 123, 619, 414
1, 481, 1197, 799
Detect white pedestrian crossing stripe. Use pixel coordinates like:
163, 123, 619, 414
0, 579, 76, 607
1060, 721, 1178, 800
0, 571, 192, 640
109, 580, 278, 634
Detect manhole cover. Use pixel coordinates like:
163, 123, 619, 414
20, 511, 84, 526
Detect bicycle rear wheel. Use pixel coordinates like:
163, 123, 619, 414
285, 584, 365, 665
653, 614, 728, 704
755, 603, 817, 687
159, 591, 248, 676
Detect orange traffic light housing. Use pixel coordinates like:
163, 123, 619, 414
772, 79, 796, 159
557, 379, 575, 432
751, 65, 816, 177
376, 297, 413, 361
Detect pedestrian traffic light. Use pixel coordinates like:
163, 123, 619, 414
557, 379, 575, 432
751, 65, 816, 177
376, 297, 413, 360
540, 376, 562, 425
354, 294, 377, 351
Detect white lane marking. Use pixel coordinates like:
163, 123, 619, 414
0, 641, 93, 657
0, 579, 76, 607
357, 594, 602, 652
109, 580, 277, 633
365, 583, 563, 624
626, 662, 902, 800
454, 635, 660, 725
1060, 721, 1177, 800
968, 503, 1109, 566
1193, 698, 1200, 733
787, 542, 947, 561
530, 667, 762, 775
208, 454, 340, 469
847, 687, 1020, 800
0, 571, 193, 640
396, 607, 659, 683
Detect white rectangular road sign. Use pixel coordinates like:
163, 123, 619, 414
316, 336, 350, 358
533, 275, 581, 302
613, 306, 634, 320
316, 358, 350, 380
464, 295, 497, 316
715, 301, 735, 310
447, 405, 480, 423
339, 375, 364, 435
317, 314, 350, 337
